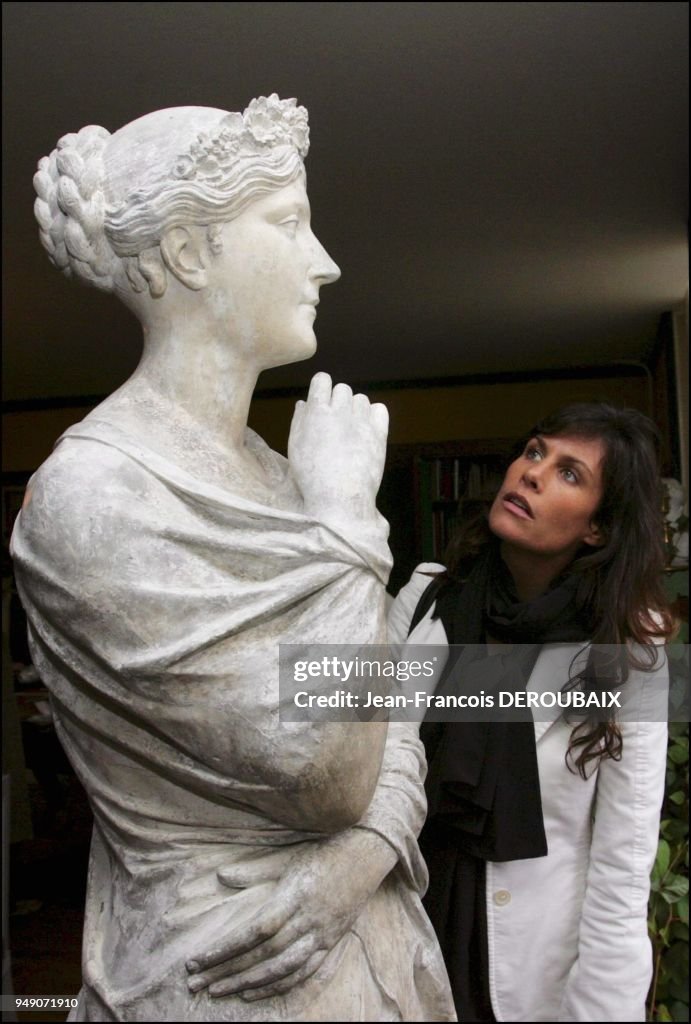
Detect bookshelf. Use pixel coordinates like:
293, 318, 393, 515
379, 439, 514, 593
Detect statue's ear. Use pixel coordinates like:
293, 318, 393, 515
136, 248, 168, 298
159, 226, 208, 291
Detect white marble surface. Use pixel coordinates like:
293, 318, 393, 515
13, 98, 455, 1021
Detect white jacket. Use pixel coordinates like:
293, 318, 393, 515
388, 564, 668, 1023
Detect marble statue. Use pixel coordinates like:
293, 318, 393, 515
11, 98, 455, 1021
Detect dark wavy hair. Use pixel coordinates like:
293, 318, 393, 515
445, 402, 675, 776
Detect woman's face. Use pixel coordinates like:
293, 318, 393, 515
206, 173, 340, 370
488, 433, 606, 562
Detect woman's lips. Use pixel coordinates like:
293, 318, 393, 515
502, 492, 534, 519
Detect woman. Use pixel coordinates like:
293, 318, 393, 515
12, 98, 455, 1021
388, 403, 673, 1022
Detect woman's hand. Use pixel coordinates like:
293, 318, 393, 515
288, 372, 389, 530
186, 830, 397, 1001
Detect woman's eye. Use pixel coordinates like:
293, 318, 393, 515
525, 445, 542, 461
279, 217, 299, 235
561, 468, 578, 484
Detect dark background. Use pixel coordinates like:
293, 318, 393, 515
3, 2, 688, 401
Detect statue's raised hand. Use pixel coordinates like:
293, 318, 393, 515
288, 372, 389, 530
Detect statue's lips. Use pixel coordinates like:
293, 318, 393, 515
502, 492, 534, 519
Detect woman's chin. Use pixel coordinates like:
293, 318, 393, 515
488, 504, 515, 541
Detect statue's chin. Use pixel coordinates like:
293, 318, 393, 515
263, 334, 318, 371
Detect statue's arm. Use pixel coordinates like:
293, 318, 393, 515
186, 721, 427, 999
13, 435, 391, 832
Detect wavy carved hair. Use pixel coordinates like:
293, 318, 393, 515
33, 100, 307, 297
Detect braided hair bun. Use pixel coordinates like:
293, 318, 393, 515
33, 125, 120, 291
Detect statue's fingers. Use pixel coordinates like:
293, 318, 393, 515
187, 908, 286, 973
217, 854, 283, 890
189, 920, 300, 988
352, 392, 370, 415
287, 401, 306, 457
207, 935, 316, 997
188, 929, 294, 992
290, 399, 306, 423
307, 372, 332, 405
216, 867, 260, 891
369, 402, 389, 435
330, 382, 353, 409
238, 950, 328, 1001
188, 958, 236, 993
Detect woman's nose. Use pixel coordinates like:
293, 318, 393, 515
521, 464, 543, 490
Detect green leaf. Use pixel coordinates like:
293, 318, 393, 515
668, 744, 689, 765
656, 898, 672, 926
661, 876, 690, 904
668, 975, 689, 1004
664, 942, 689, 975
661, 819, 689, 841
657, 839, 672, 876
650, 720, 689, 1024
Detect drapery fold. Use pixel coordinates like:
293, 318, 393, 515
12, 419, 454, 1022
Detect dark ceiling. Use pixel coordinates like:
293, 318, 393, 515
2, 1, 688, 402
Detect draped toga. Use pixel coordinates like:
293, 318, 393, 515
11, 417, 455, 1022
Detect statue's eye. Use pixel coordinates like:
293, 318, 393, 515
279, 217, 299, 236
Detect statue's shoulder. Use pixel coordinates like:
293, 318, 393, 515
20, 424, 152, 543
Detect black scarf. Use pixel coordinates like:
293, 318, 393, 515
415, 543, 592, 862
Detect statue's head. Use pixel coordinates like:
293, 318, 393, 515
33, 96, 317, 299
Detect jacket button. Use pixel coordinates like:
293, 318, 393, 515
493, 889, 511, 906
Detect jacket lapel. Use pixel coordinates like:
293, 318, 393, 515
530, 642, 592, 744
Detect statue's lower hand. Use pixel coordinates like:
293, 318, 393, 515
186, 833, 394, 1000
288, 372, 389, 528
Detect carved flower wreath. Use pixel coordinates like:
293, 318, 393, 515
173, 95, 309, 183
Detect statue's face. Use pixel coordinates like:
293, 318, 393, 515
207, 174, 340, 370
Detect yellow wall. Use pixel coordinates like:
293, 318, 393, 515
245, 373, 648, 451
3, 373, 649, 472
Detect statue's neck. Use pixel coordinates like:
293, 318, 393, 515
91, 312, 277, 496
130, 318, 260, 454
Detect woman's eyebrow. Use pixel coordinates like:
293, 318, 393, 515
537, 436, 595, 477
